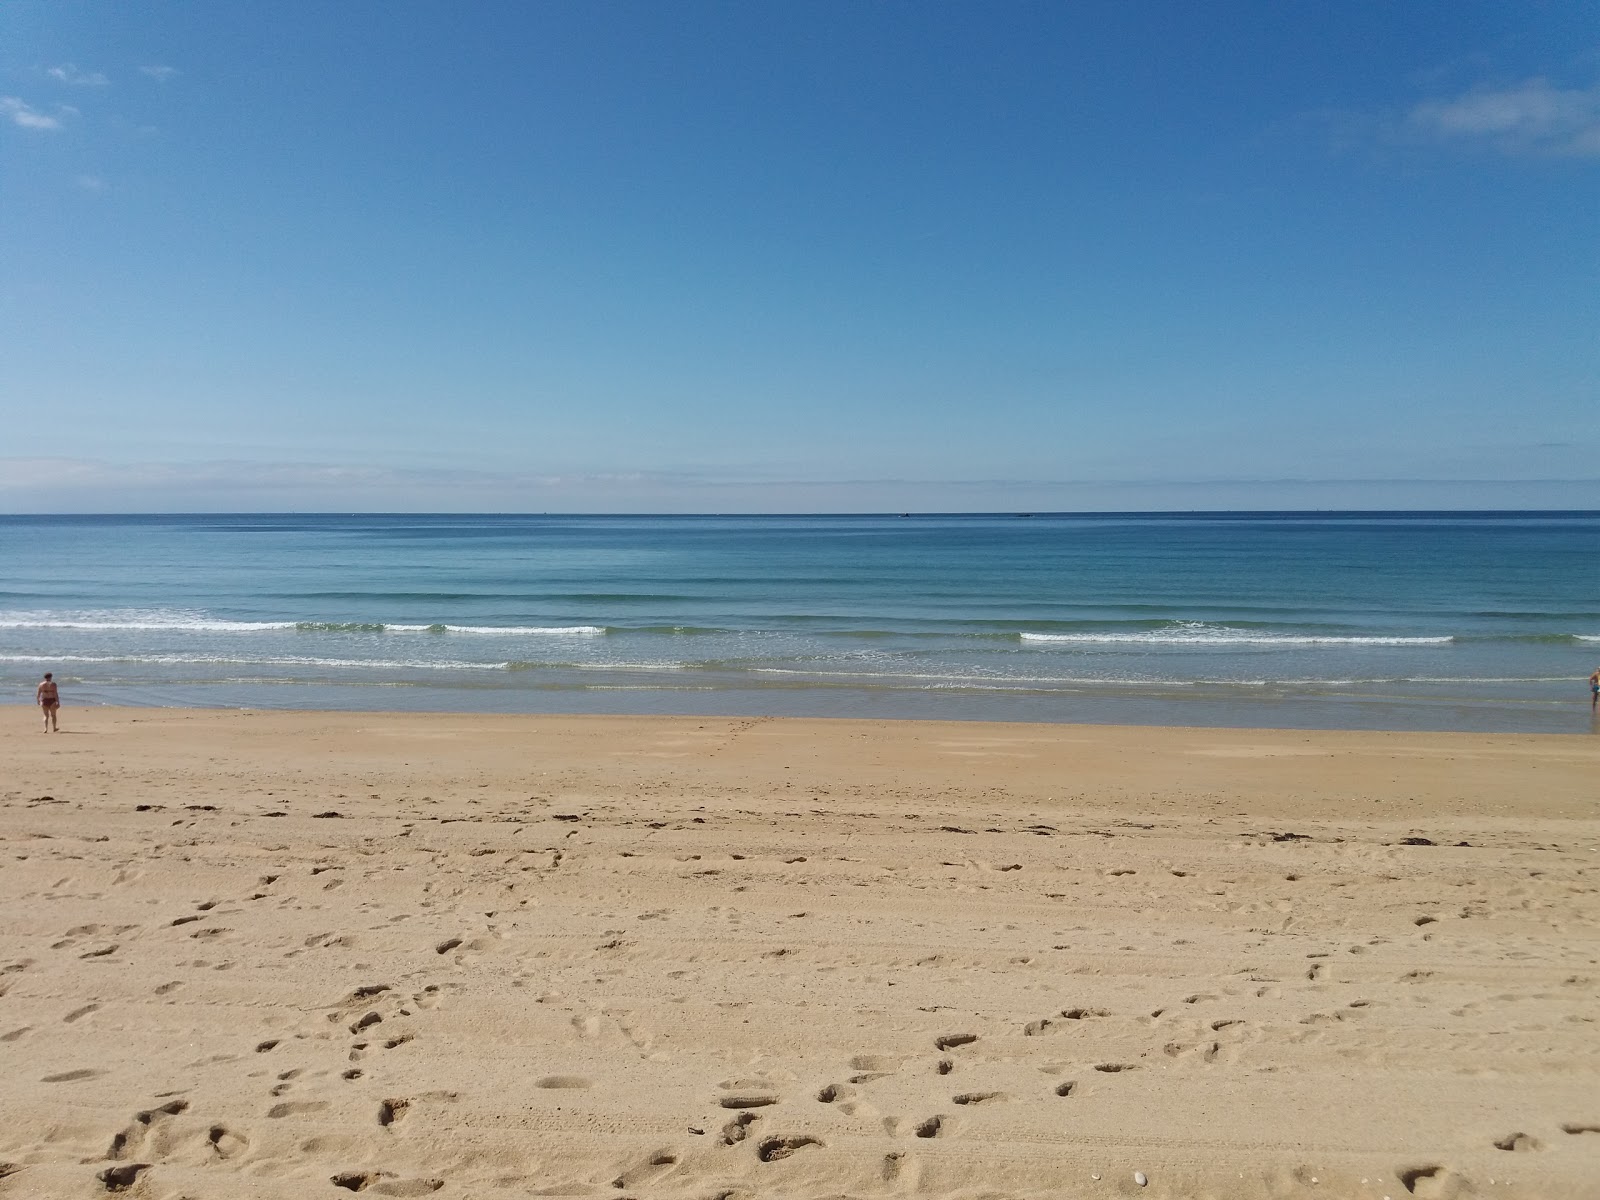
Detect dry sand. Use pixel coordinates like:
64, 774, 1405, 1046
2, 707, 1598, 1200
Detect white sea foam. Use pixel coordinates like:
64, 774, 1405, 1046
0, 652, 499, 671
463, 624, 603, 635
0, 611, 296, 632
570, 661, 687, 670
1019, 623, 1452, 647
1398, 675, 1576, 684
583, 684, 719, 691
0, 609, 606, 636
385, 623, 606, 635
751, 667, 1196, 687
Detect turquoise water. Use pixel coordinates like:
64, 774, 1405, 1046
2, 512, 1597, 732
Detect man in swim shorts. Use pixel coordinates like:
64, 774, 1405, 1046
1591, 666, 1600, 709
36, 671, 60, 731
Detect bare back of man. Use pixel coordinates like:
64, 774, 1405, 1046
36, 673, 60, 731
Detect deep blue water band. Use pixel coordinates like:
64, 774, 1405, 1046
3, 512, 1597, 733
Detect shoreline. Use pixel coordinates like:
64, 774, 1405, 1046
28, 683, 1600, 737
4, 708, 1598, 1197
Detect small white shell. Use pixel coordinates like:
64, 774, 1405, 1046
1135, 1171, 1149, 1187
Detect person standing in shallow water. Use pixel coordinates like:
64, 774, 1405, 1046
36, 672, 60, 732
1591, 666, 1600, 709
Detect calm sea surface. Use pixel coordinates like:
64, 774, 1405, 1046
2, 512, 1597, 733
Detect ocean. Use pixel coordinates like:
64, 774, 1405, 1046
2, 512, 1596, 733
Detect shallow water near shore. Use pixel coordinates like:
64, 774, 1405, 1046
3, 510, 1597, 732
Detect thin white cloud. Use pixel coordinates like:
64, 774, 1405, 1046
47, 64, 109, 87
76, 174, 107, 191
140, 65, 178, 82
4, 458, 1595, 494
1409, 77, 1600, 157
1, 96, 62, 130
3, 457, 1595, 514
0, 459, 527, 492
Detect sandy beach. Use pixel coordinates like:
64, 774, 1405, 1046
2, 707, 1598, 1200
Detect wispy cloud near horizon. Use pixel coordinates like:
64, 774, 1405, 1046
1408, 77, 1600, 157
1, 96, 66, 130
47, 64, 109, 87
2, 458, 1595, 514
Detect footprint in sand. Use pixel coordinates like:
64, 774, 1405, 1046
757, 1135, 821, 1162
1493, 1132, 1543, 1151
332, 1173, 442, 1195
107, 1099, 188, 1160
42, 1068, 104, 1083
721, 1112, 759, 1145
372, 1181, 444, 1196
610, 1150, 679, 1190
410, 984, 448, 1009
346, 984, 392, 1003
207, 1124, 249, 1159
953, 1091, 1005, 1105
266, 1100, 328, 1119
97, 1163, 150, 1192
719, 1092, 778, 1109
848, 1053, 901, 1082
882, 1147, 924, 1186
1397, 1164, 1460, 1197
817, 1082, 878, 1118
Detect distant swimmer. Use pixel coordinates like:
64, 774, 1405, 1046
1591, 666, 1600, 709
36, 671, 60, 732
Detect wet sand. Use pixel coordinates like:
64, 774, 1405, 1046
2, 707, 1598, 1199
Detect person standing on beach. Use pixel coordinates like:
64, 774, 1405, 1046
36, 672, 60, 732
1591, 666, 1600, 709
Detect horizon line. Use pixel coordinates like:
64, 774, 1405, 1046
3, 508, 1598, 519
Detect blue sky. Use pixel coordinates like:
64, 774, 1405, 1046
1, 1, 1596, 512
